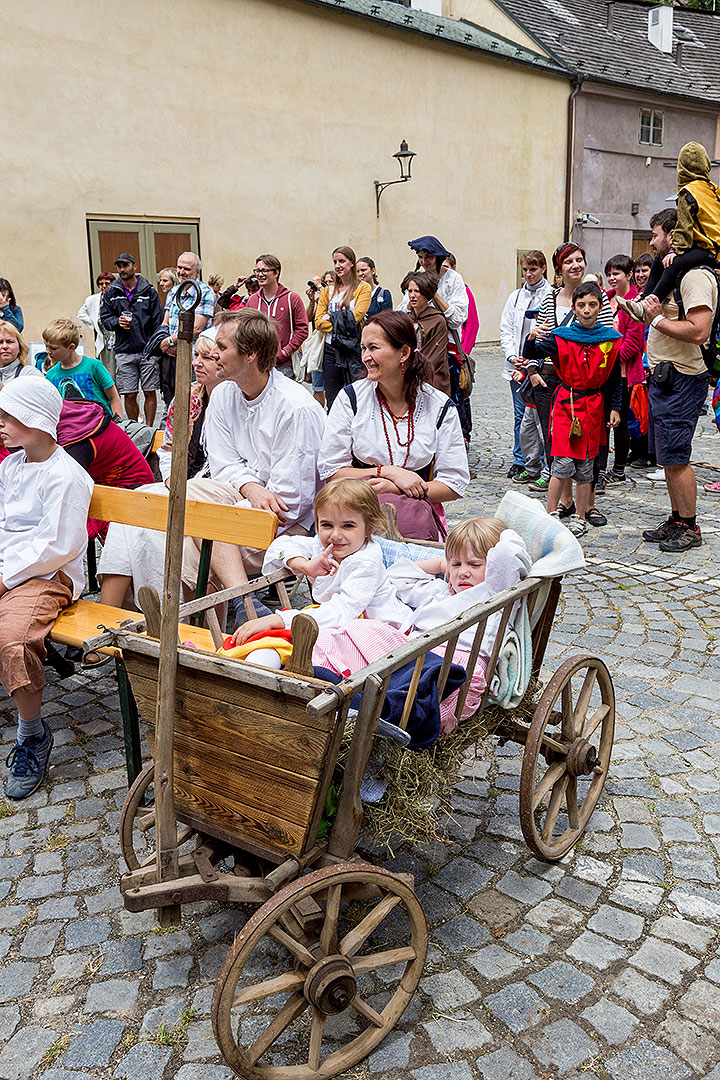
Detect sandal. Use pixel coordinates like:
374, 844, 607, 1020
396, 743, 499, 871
557, 501, 576, 519
704, 480, 720, 493
585, 507, 607, 527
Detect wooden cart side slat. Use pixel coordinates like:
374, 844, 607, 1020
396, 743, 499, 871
123, 651, 334, 729
474, 599, 517, 716
172, 779, 307, 860
148, 729, 322, 829
303, 699, 351, 857
130, 674, 329, 780
118, 635, 330, 705
531, 578, 562, 679
308, 576, 547, 717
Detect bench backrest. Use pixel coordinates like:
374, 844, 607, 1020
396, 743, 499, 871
89, 485, 278, 549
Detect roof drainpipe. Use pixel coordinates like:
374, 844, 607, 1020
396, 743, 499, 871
607, 1, 614, 30
564, 74, 584, 242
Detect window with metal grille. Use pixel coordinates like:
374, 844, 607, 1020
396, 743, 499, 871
639, 108, 663, 146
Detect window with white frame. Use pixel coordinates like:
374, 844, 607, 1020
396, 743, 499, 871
639, 108, 663, 146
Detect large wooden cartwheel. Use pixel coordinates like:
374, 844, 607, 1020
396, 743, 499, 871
119, 762, 198, 872
212, 863, 427, 1079
519, 654, 614, 861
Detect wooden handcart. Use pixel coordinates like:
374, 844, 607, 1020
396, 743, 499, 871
108, 285, 615, 1078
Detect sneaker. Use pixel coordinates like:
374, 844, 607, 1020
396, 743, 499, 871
557, 500, 576, 519
628, 458, 650, 469
507, 464, 525, 480
595, 471, 606, 495
529, 477, 550, 495
615, 294, 647, 322
704, 480, 720, 493
605, 470, 627, 485
648, 469, 666, 481
5, 721, 53, 801
642, 517, 680, 543
512, 469, 540, 485
231, 594, 274, 629
567, 514, 588, 537
659, 523, 702, 552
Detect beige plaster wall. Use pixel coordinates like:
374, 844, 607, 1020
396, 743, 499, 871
5, 0, 568, 347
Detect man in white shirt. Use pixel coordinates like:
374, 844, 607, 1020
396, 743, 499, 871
499, 250, 553, 481
185, 308, 326, 621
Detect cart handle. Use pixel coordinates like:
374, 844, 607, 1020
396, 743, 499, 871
175, 279, 201, 327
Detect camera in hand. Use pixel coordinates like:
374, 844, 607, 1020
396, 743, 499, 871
307, 280, 320, 291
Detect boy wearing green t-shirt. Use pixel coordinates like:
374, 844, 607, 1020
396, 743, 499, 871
43, 318, 122, 417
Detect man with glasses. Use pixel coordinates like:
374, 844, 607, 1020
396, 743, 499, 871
245, 254, 308, 378
159, 251, 216, 400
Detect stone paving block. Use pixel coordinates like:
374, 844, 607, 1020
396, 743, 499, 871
0, 905, 30, 930
434, 856, 492, 896
0, 1006, 20, 1043
677, 978, 720, 1029
496, 870, 552, 905
466, 943, 524, 981
412, 1064, 474, 1080
19, 920, 62, 958
62, 1018, 125, 1069
484, 981, 548, 1033
0, 961, 39, 1003
704, 958, 720, 983
668, 844, 718, 884
522, 1018, 599, 1075
52, 953, 90, 986
657, 1011, 720, 1073
476, 1047, 541, 1079
612, 967, 671, 1014
153, 953, 194, 990
467, 889, 523, 931
113, 1042, 173, 1077
630, 938, 700, 985
528, 959, 596, 1005
84, 978, 140, 1016
587, 904, 644, 942
572, 855, 613, 885
554, 876, 601, 908
660, 818, 702, 843
141, 995, 185, 1034
610, 879, 665, 915
184, 1018, 218, 1062
526, 898, 584, 933
605, 1037, 692, 1080
100, 938, 143, 976
580, 997, 639, 1045
33, 994, 77, 1019
15, 872, 64, 900
669, 883, 720, 922
65, 917, 112, 951
420, 970, 481, 1009
620, 823, 660, 850
433, 914, 491, 951
650, 916, 716, 953
422, 1009, 492, 1053
175, 1068, 235, 1080
621, 853, 666, 882
0, 1024, 58, 1080
504, 926, 552, 957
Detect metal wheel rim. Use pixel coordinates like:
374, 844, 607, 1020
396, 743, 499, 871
211, 862, 428, 1080
519, 653, 614, 861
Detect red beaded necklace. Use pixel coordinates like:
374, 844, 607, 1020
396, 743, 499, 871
377, 389, 415, 467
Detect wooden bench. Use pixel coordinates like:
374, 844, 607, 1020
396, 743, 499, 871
50, 484, 280, 783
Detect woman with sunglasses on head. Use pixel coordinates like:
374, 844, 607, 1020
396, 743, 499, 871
314, 246, 372, 409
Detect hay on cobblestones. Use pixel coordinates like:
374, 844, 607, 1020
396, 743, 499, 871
336, 679, 540, 857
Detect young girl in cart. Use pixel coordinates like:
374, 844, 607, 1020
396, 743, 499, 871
387, 517, 531, 733
226, 478, 412, 661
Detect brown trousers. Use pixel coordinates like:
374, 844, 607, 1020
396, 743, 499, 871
0, 572, 73, 696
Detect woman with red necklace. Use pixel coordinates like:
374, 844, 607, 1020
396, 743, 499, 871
319, 311, 469, 540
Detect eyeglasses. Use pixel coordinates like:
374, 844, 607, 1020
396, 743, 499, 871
254, 267, 271, 276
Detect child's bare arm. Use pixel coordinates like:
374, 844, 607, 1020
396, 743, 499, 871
230, 613, 284, 647
417, 557, 446, 575
288, 546, 339, 581
106, 384, 123, 417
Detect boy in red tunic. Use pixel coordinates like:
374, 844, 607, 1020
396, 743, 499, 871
532, 282, 622, 536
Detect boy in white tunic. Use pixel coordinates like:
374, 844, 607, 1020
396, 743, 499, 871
228, 479, 411, 646
0, 378, 93, 799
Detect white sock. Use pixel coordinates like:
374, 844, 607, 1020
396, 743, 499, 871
17, 712, 44, 743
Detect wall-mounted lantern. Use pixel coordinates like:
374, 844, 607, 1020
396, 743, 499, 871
374, 141, 416, 218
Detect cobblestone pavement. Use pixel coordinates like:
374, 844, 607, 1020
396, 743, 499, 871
1, 345, 720, 1080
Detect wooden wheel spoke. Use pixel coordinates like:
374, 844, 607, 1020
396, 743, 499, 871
269, 924, 316, 967
247, 992, 308, 1066
136, 808, 156, 832
574, 666, 597, 729
351, 946, 417, 974
532, 760, 567, 811
339, 894, 401, 958
561, 681, 574, 741
319, 883, 342, 956
308, 1007, 326, 1072
582, 703, 610, 740
541, 775, 569, 842
566, 776, 580, 830
351, 994, 385, 1028
232, 970, 305, 1006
